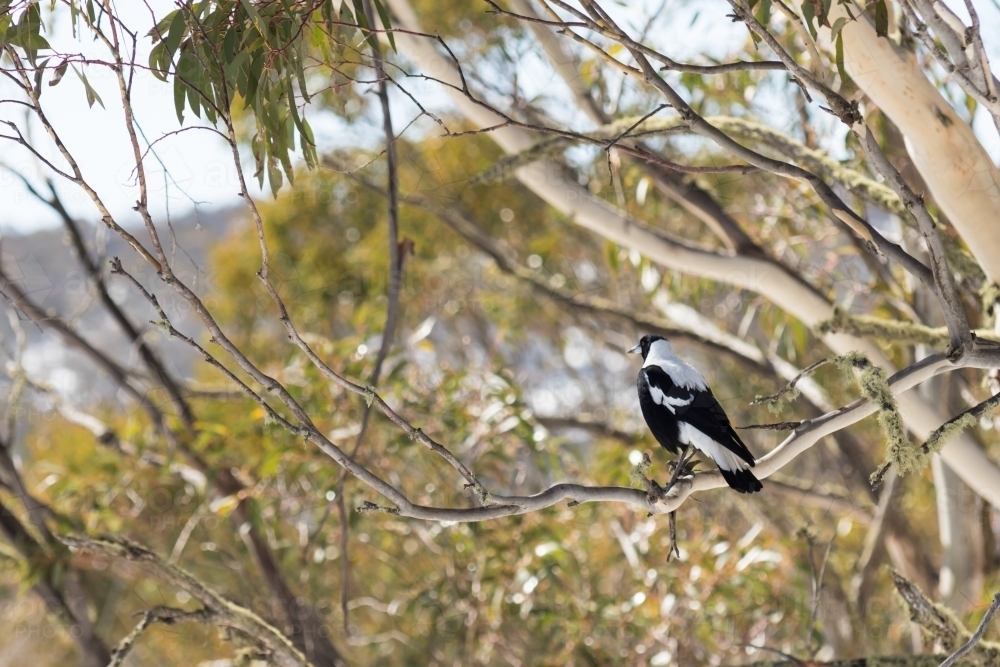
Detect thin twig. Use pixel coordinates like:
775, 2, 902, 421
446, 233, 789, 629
108, 606, 214, 667
736, 421, 804, 431
751, 358, 832, 407
938, 590, 1000, 667
807, 533, 836, 658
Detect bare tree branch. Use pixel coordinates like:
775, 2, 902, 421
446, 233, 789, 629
938, 591, 1000, 667
108, 606, 214, 667
58, 535, 312, 667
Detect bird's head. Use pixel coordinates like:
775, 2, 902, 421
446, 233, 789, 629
627, 334, 668, 360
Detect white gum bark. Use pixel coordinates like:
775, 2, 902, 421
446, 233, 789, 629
831, 4, 1000, 282
386, 0, 1000, 508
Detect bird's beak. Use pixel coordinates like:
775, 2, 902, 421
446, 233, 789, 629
627, 344, 641, 355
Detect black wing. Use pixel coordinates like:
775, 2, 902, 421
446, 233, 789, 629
637, 366, 688, 454
674, 388, 756, 467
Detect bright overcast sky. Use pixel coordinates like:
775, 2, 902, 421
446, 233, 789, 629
1, 0, 998, 234
0, 0, 259, 234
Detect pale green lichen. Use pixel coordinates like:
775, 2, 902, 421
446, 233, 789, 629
923, 411, 979, 456
818, 307, 1000, 347
981, 281, 1000, 326
753, 358, 835, 414
818, 307, 949, 346
754, 385, 802, 415
833, 353, 919, 480
467, 139, 565, 185
356, 500, 400, 515
921, 394, 1000, 462
709, 117, 907, 217
944, 240, 987, 288
628, 452, 651, 487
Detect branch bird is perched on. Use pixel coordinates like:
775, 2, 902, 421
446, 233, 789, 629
629, 334, 762, 494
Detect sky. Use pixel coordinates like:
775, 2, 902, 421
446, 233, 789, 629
0, 0, 252, 232
0, 0, 998, 234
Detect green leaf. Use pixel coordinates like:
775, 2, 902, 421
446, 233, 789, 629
239, 0, 269, 43
225, 51, 250, 86
148, 11, 173, 39
164, 10, 187, 62
0, 14, 12, 43
821, 0, 832, 22
352, 0, 372, 49
874, 0, 888, 38
71, 65, 105, 109
372, 0, 395, 52
222, 25, 238, 63
753, 0, 771, 27
173, 75, 186, 124
148, 42, 167, 81
293, 39, 311, 103
34, 57, 46, 93
267, 158, 283, 197
187, 79, 202, 118
48, 60, 67, 87
835, 32, 849, 84
9, 4, 51, 61
830, 16, 848, 38
300, 118, 316, 166
801, 1, 818, 39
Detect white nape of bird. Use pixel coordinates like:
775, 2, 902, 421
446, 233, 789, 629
628, 334, 762, 494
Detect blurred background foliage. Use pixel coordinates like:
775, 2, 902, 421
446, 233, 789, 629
3, 0, 1000, 665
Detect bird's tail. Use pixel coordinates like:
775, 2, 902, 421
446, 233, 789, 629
719, 467, 763, 494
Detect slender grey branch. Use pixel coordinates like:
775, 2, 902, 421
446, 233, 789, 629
492, 0, 785, 73
58, 535, 311, 667
853, 127, 971, 352
751, 358, 832, 408
938, 590, 1000, 667
921, 391, 1000, 455
108, 606, 215, 667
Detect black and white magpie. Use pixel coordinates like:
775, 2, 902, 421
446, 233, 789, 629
629, 334, 762, 494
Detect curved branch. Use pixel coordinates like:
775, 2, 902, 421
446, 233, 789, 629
58, 535, 312, 667
333, 354, 971, 522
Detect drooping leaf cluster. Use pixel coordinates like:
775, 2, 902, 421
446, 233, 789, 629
145, 0, 393, 194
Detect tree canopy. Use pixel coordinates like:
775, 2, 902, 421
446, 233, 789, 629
2, 1, 1000, 666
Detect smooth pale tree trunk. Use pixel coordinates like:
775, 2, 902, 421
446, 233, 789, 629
932, 454, 983, 613
831, 4, 1000, 282
386, 0, 1000, 509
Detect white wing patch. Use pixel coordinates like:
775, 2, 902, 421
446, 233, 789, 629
648, 384, 693, 414
678, 422, 748, 472
643, 339, 708, 390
